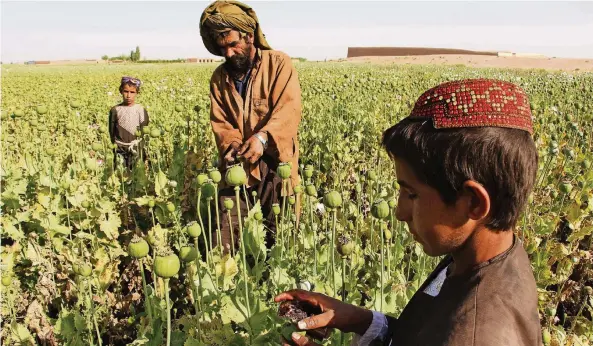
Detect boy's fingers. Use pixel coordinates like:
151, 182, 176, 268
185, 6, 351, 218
274, 289, 311, 303
292, 332, 320, 346
297, 310, 334, 330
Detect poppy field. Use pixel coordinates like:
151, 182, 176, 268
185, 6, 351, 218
1, 62, 592, 345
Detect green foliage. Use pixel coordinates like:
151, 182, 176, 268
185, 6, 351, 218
1, 62, 592, 345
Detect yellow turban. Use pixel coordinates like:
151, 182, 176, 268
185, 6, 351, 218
200, 0, 272, 56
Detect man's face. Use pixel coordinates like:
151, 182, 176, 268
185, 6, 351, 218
216, 30, 254, 75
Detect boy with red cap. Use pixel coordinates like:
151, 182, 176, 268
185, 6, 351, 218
276, 79, 541, 346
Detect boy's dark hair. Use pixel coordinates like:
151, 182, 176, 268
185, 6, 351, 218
119, 82, 140, 93
382, 119, 538, 231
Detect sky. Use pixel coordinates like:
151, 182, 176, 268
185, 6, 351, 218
2, 1, 593, 62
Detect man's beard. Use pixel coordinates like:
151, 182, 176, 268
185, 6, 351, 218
224, 46, 253, 77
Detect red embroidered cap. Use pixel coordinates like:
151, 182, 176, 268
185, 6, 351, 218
408, 79, 533, 134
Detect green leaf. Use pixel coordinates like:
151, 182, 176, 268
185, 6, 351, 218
243, 202, 266, 259
55, 310, 76, 339
566, 202, 583, 225
11, 322, 35, 346
134, 196, 152, 207
183, 337, 202, 346
215, 254, 239, 290
1, 216, 24, 241
170, 330, 187, 346
100, 211, 121, 240
567, 226, 593, 243
220, 295, 247, 324
155, 170, 169, 197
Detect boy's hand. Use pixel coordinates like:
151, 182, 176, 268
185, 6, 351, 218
281, 334, 321, 346
274, 289, 373, 336
238, 134, 265, 164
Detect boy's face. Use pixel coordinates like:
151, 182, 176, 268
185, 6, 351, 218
394, 158, 477, 257
121, 84, 138, 105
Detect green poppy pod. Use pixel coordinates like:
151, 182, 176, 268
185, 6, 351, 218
323, 191, 342, 208
225, 164, 247, 186
154, 252, 180, 278
79, 264, 92, 277
336, 235, 354, 257
166, 202, 176, 212
179, 247, 198, 262
371, 199, 390, 220
185, 222, 202, 238
196, 173, 209, 186
277, 162, 292, 180
150, 128, 161, 138
223, 198, 234, 210
272, 203, 281, 216
201, 182, 216, 199
304, 165, 314, 179
208, 169, 222, 183
305, 184, 317, 197
128, 238, 150, 259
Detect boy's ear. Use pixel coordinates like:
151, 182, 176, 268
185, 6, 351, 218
461, 180, 490, 222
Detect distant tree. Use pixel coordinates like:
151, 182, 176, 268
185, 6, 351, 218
101, 55, 109, 61
134, 46, 141, 61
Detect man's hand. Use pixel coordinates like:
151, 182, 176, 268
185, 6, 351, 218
274, 289, 373, 336
224, 142, 241, 165
238, 133, 265, 164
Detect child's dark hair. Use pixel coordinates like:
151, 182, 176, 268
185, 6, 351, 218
119, 76, 141, 93
382, 120, 538, 231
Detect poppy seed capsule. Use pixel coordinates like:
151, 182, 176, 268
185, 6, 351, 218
254, 212, 263, 221
186, 222, 202, 238
196, 173, 209, 186
388, 199, 396, 208
128, 237, 150, 259
371, 199, 390, 220
251, 191, 257, 197
288, 196, 296, 205
384, 229, 393, 241
277, 162, 292, 180
201, 182, 216, 199
224, 198, 234, 210
225, 164, 247, 186
337, 235, 354, 257
324, 191, 342, 208
304, 165, 314, 179
208, 169, 222, 183
305, 184, 317, 197
272, 203, 281, 215
367, 170, 377, 181
293, 185, 303, 194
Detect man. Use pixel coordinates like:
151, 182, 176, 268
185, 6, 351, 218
200, 0, 302, 251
